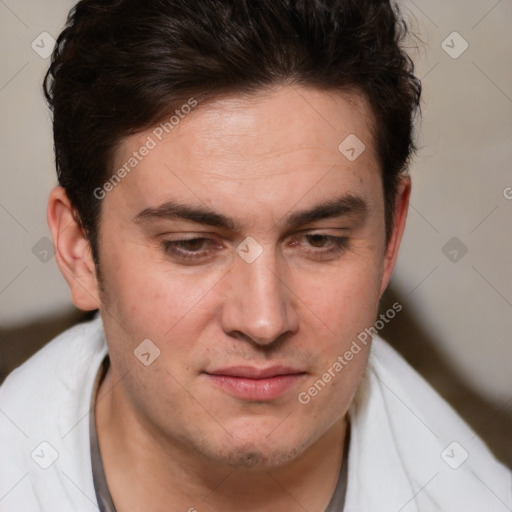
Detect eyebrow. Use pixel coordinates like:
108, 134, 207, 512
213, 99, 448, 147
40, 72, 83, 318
134, 194, 368, 231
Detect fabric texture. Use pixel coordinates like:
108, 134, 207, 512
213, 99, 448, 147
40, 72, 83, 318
0, 315, 510, 511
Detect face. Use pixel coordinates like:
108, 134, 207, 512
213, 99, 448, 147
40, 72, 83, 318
68, 85, 408, 469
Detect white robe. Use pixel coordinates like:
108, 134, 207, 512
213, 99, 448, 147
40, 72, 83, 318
0, 316, 510, 511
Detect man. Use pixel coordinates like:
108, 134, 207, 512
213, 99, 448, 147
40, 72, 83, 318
0, 0, 510, 510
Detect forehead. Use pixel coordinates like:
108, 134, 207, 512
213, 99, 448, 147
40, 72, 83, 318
109, 85, 381, 221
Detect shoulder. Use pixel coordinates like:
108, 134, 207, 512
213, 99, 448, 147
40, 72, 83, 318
0, 314, 107, 511
345, 334, 512, 511
0, 313, 107, 414
0, 315, 107, 415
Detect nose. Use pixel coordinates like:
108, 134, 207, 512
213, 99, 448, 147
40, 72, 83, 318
220, 247, 299, 346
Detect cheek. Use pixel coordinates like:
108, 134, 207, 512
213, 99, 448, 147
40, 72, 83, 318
98, 238, 222, 339
292, 256, 382, 342
293, 263, 377, 415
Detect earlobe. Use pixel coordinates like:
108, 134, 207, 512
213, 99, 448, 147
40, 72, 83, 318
47, 186, 101, 311
379, 176, 411, 297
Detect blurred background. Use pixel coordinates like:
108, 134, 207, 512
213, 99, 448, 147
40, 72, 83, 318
0, 0, 511, 466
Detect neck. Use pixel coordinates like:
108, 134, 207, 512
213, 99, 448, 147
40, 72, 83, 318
95, 364, 348, 512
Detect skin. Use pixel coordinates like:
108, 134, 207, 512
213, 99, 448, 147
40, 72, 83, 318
48, 85, 410, 511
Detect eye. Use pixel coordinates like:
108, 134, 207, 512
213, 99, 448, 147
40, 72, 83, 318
162, 237, 216, 261
161, 233, 348, 264
290, 233, 349, 258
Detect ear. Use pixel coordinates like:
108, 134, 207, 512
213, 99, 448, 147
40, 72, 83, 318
47, 186, 101, 310
379, 176, 411, 297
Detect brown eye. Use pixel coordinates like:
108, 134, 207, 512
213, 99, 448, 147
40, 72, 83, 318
162, 237, 214, 261
305, 234, 332, 248
289, 234, 349, 259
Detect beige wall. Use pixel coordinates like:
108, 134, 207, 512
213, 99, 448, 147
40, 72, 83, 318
395, 0, 512, 402
1, 0, 511, 409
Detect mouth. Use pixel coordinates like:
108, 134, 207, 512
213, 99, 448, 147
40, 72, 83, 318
204, 366, 307, 401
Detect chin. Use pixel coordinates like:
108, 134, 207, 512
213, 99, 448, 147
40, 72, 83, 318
192, 427, 310, 470
216, 442, 304, 470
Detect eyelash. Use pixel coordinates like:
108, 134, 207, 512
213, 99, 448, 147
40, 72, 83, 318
161, 234, 349, 262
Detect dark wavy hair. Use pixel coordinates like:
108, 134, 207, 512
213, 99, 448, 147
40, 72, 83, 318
43, 0, 421, 263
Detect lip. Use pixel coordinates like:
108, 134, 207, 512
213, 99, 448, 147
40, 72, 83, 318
204, 366, 306, 401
